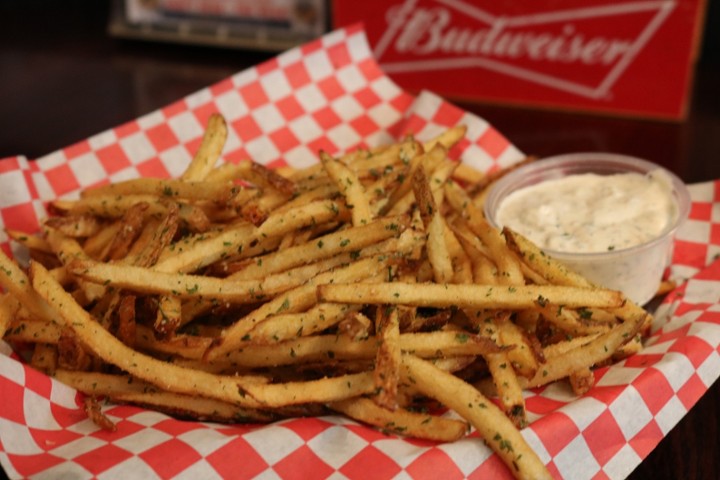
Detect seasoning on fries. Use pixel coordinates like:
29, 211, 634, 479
0, 113, 651, 480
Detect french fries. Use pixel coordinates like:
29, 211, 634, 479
1, 115, 650, 480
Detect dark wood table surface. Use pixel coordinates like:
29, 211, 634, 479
1, 2, 718, 479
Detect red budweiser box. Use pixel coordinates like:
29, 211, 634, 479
333, 0, 707, 120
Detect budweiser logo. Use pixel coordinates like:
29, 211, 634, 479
374, 0, 675, 99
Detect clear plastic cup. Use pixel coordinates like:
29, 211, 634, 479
484, 153, 691, 305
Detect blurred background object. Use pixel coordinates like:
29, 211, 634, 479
109, 0, 328, 51
1, 0, 717, 183
333, 0, 708, 120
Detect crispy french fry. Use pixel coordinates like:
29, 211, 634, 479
422, 125, 466, 152
0, 249, 57, 323
452, 162, 485, 185
6, 229, 52, 253
83, 221, 124, 259
82, 178, 240, 204
248, 303, 360, 344
51, 195, 166, 218
330, 397, 468, 442
244, 372, 375, 407
413, 167, 453, 284
44, 214, 103, 238
318, 282, 625, 310
0, 294, 20, 338
401, 354, 551, 480
68, 257, 295, 302
503, 228, 593, 288
320, 151, 372, 226
84, 396, 117, 431
181, 113, 228, 181
373, 305, 401, 410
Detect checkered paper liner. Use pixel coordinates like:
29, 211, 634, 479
0, 25, 718, 480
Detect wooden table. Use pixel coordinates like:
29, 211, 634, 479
1, 3, 718, 479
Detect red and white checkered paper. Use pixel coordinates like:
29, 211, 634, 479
1, 25, 719, 480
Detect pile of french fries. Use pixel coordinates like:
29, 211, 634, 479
0, 114, 650, 480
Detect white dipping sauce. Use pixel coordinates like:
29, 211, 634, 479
495, 171, 677, 254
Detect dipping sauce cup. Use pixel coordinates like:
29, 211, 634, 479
484, 153, 691, 305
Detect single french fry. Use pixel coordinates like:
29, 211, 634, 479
542, 333, 602, 359
68, 257, 317, 303
444, 222, 473, 284
330, 397, 468, 442
568, 366, 595, 395
401, 354, 552, 480
320, 151, 373, 226
502, 228, 594, 288
0, 294, 20, 338
413, 167, 453, 284
51, 195, 166, 218
243, 372, 375, 407
82, 178, 240, 204
248, 303, 359, 344
247, 162, 297, 196
0, 249, 57, 323
536, 303, 611, 336
452, 162, 485, 185
373, 305, 401, 410
318, 282, 625, 310
422, 125, 466, 152
181, 113, 228, 181
483, 350, 527, 428
54, 370, 158, 396
83, 221, 124, 260
84, 396, 117, 432
6, 229, 52, 253
112, 390, 275, 423
45, 215, 102, 237
3, 318, 62, 344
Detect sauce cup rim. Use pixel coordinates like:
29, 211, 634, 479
483, 152, 691, 260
